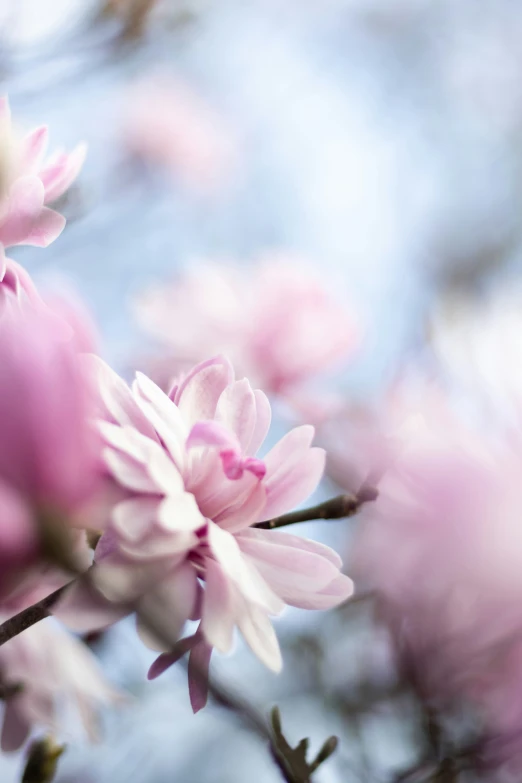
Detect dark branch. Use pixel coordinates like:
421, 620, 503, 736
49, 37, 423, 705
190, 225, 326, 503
255, 487, 377, 531
0, 585, 66, 648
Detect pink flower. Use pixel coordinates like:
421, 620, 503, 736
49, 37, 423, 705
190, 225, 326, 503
0, 617, 121, 751
122, 76, 236, 195
57, 355, 353, 711
0, 302, 100, 601
135, 256, 358, 397
351, 388, 522, 771
0, 96, 85, 256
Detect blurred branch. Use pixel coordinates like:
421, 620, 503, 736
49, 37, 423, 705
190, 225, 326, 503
255, 487, 378, 531
270, 707, 338, 783
0, 585, 66, 647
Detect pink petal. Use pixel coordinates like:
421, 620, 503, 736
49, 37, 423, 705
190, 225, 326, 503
207, 522, 284, 615
263, 447, 325, 519
264, 425, 315, 478
284, 573, 354, 610
136, 563, 198, 650
216, 379, 257, 451
1, 701, 30, 752
188, 638, 213, 713
201, 559, 236, 653
174, 355, 234, 426
236, 600, 282, 672
157, 493, 205, 534
148, 633, 198, 680
103, 448, 158, 493
22, 206, 65, 247
0, 175, 44, 248
247, 389, 271, 455
20, 126, 48, 175
112, 497, 161, 542
133, 372, 187, 468
216, 480, 267, 533
53, 576, 129, 633
42, 142, 87, 204
85, 355, 158, 440
239, 527, 343, 568
237, 530, 341, 593
187, 420, 240, 452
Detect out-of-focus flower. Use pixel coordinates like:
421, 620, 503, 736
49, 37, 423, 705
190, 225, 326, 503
0, 302, 101, 601
0, 617, 121, 752
429, 288, 522, 423
0, 96, 85, 258
351, 388, 522, 773
122, 76, 236, 195
57, 355, 353, 711
135, 257, 358, 398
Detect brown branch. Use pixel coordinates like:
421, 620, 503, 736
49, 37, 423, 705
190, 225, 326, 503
255, 487, 377, 531
0, 585, 67, 648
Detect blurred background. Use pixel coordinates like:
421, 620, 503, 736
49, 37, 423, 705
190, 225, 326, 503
2, 0, 522, 780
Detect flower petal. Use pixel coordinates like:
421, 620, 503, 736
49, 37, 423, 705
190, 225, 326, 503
201, 559, 236, 653
0, 175, 44, 248
247, 389, 271, 455
42, 142, 87, 204
22, 206, 65, 247
175, 355, 234, 426
20, 126, 49, 174
188, 637, 213, 713
237, 601, 282, 673
263, 447, 325, 520
133, 372, 188, 469
216, 379, 257, 452
207, 522, 284, 615
85, 355, 158, 440
53, 576, 129, 632
1, 701, 30, 752
237, 529, 341, 593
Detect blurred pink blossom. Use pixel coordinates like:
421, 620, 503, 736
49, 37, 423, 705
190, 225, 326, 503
0, 96, 85, 257
0, 302, 100, 601
136, 257, 358, 398
57, 355, 353, 711
351, 388, 522, 772
122, 76, 236, 195
0, 618, 121, 751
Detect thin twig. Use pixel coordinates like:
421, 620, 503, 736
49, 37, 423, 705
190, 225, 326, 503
0, 585, 67, 647
255, 487, 377, 530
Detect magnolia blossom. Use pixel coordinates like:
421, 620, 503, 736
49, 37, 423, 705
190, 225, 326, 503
136, 257, 357, 397
0, 618, 121, 751
351, 391, 522, 772
0, 302, 100, 602
122, 76, 236, 195
57, 355, 353, 711
0, 96, 85, 255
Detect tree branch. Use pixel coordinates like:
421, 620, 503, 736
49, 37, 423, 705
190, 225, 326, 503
0, 585, 67, 648
254, 487, 377, 531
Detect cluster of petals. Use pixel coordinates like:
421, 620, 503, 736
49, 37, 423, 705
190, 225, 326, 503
351, 386, 522, 770
0, 302, 101, 601
0, 96, 85, 255
58, 355, 353, 711
0, 96, 85, 312
0, 617, 121, 752
135, 256, 358, 397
